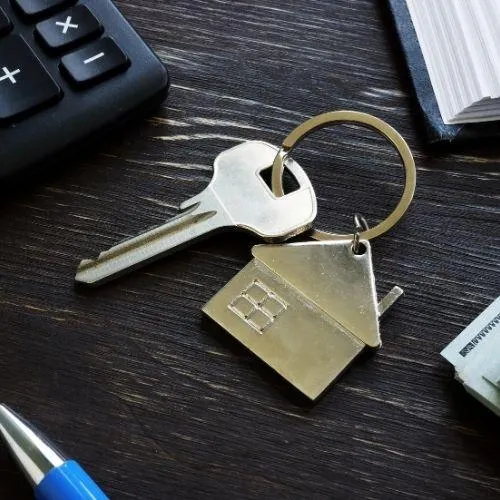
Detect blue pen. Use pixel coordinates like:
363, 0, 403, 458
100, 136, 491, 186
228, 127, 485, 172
0, 404, 108, 500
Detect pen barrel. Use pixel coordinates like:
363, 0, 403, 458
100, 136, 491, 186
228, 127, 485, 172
35, 461, 108, 500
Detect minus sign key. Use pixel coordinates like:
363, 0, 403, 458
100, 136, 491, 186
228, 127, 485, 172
61, 37, 130, 87
84, 52, 105, 64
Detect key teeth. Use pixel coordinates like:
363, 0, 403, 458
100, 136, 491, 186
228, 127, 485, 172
77, 258, 95, 271
77, 245, 115, 272
76, 247, 115, 280
179, 198, 201, 211
75, 258, 102, 285
75, 260, 106, 286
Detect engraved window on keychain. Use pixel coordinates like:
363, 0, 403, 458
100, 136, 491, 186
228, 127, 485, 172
203, 110, 417, 401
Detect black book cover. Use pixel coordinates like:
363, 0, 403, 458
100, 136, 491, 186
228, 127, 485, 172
387, 0, 500, 145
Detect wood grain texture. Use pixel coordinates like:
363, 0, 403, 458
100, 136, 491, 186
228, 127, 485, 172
1, 0, 499, 498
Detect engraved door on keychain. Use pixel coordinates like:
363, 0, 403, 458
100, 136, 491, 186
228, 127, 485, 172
203, 111, 417, 401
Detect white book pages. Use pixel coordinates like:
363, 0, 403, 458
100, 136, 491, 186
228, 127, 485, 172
476, 0, 500, 95
406, 0, 500, 124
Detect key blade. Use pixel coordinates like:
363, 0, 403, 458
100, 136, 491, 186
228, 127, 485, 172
75, 201, 225, 286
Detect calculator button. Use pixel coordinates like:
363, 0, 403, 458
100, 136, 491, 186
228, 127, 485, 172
0, 8, 12, 36
0, 35, 61, 123
12, 0, 75, 18
60, 37, 129, 87
36, 5, 102, 52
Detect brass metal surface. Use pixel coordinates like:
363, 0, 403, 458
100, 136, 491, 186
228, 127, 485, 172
271, 110, 416, 241
378, 286, 404, 317
203, 239, 400, 400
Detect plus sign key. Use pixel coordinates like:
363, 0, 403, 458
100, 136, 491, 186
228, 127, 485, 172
36, 5, 102, 52
0, 35, 61, 124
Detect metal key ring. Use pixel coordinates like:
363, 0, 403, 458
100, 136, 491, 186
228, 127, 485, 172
271, 110, 416, 241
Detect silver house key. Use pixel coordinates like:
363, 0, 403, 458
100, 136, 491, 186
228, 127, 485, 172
75, 141, 317, 286
203, 111, 417, 401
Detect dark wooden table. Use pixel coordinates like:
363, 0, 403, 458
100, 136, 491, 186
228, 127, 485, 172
1, 1, 499, 498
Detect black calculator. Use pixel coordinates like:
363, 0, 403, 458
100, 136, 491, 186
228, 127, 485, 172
0, 0, 169, 180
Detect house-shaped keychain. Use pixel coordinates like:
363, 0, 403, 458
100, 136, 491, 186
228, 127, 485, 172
203, 239, 403, 400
